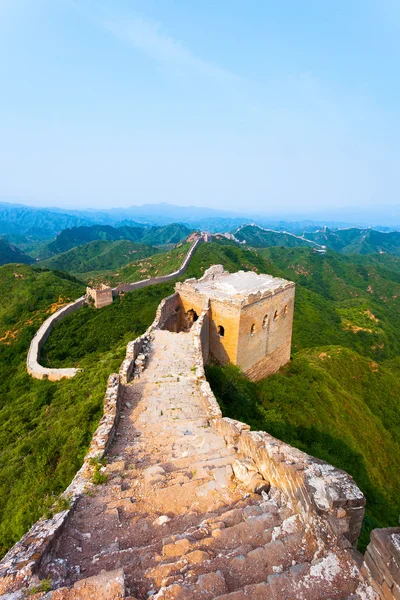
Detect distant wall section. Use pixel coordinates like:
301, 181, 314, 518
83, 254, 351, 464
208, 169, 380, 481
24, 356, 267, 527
113, 237, 204, 295
27, 236, 205, 381
27, 296, 87, 381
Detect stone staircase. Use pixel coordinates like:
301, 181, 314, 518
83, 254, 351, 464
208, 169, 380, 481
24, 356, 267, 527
33, 329, 374, 600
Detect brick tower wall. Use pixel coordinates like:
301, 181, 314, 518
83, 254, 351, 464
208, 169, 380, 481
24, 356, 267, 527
236, 284, 295, 381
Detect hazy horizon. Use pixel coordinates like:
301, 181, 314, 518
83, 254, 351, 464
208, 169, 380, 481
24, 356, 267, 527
1, 197, 400, 230
2, 1, 400, 212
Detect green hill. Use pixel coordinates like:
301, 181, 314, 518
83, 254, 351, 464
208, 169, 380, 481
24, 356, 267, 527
0, 238, 34, 266
44, 223, 194, 257
0, 264, 168, 557
235, 225, 317, 249
0, 241, 399, 557
201, 243, 400, 549
90, 242, 193, 287
237, 224, 400, 255
38, 240, 159, 275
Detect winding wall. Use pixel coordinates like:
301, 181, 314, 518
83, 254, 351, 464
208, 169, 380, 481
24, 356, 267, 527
112, 236, 203, 294
26, 237, 204, 381
27, 296, 87, 381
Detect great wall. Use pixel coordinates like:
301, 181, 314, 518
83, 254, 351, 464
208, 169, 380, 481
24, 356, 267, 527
2, 250, 399, 598
27, 237, 204, 382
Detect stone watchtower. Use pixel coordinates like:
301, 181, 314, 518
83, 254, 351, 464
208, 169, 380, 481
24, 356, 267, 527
176, 265, 295, 381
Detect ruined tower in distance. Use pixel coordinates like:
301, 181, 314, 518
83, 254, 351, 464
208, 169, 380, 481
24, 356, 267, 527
176, 265, 295, 381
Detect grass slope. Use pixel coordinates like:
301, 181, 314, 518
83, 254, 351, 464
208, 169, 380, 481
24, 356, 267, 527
91, 242, 193, 287
38, 240, 159, 275
0, 264, 167, 557
202, 243, 400, 549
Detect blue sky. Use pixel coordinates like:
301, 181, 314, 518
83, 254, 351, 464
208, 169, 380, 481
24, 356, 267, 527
1, 0, 400, 213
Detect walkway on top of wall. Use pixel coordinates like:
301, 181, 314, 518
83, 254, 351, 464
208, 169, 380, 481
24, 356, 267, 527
26, 236, 205, 382
36, 327, 372, 600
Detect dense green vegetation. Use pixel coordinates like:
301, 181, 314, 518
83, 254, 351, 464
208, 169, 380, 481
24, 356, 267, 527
92, 242, 193, 287
0, 238, 34, 266
1, 240, 399, 558
38, 240, 159, 275
235, 226, 315, 249
45, 223, 193, 256
307, 227, 400, 255
0, 264, 169, 557
237, 224, 400, 255
203, 244, 400, 549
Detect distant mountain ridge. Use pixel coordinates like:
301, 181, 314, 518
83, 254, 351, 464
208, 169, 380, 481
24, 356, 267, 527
1, 200, 399, 238
236, 224, 400, 255
45, 223, 194, 257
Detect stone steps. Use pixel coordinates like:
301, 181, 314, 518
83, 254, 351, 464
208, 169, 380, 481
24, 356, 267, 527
33, 329, 371, 600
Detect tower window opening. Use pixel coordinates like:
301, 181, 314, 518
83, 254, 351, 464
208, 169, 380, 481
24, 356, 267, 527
250, 323, 255, 336
187, 309, 198, 324
262, 315, 268, 329
284, 305, 288, 315
273, 310, 279, 321
217, 325, 225, 337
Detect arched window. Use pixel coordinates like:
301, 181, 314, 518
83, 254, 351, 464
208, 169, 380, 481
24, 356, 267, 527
250, 323, 255, 336
262, 314, 268, 329
284, 305, 288, 315
217, 325, 225, 337
273, 310, 279, 321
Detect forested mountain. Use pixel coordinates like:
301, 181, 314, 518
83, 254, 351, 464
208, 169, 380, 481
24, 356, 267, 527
44, 223, 194, 257
236, 224, 400, 255
0, 238, 34, 266
0, 203, 92, 239
306, 227, 400, 254
39, 240, 159, 275
235, 225, 316, 248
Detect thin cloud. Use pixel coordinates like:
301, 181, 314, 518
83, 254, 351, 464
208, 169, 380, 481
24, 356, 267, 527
78, 3, 241, 83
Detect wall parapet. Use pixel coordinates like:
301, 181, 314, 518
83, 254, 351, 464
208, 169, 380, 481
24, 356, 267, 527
189, 307, 366, 548
26, 296, 87, 381
119, 292, 182, 385
113, 236, 203, 295
362, 527, 400, 599
0, 374, 122, 596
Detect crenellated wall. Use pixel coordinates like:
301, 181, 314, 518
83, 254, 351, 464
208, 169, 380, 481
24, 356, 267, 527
119, 292, 183, 384
190, 307, 366, 548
